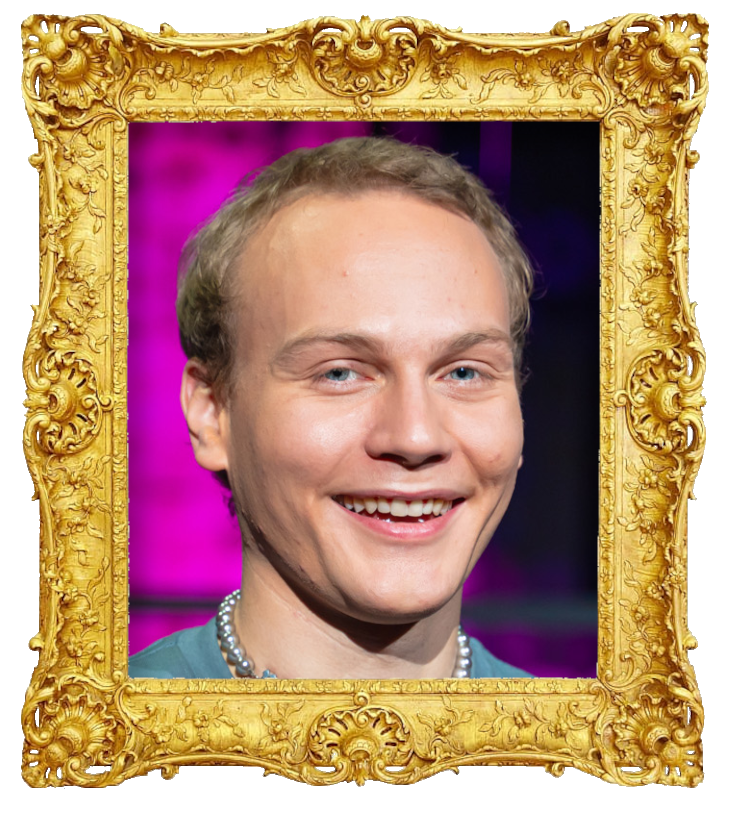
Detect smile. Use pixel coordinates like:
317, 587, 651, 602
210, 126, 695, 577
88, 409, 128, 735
332, 494, 463, 522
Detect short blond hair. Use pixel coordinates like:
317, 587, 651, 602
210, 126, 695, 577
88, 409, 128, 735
177, 137, 534, 395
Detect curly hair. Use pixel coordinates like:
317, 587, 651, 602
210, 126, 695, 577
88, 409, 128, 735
177, 136, 534, 397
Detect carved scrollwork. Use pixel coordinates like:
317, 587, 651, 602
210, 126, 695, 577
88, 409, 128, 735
601, 681, 703, 786
617, 348, 705, 455
25, 350, 109, 455
22, 15, 129, 116
479, 49, 600, 105
20, 13, 707, 789
132, 55, 246, 106
22, 677, 125, 787
417, 695, 473, 756
253, 52, 305, 99
310, 16, 419, 105
420, 50, 467, 99
306, 692, 419, 784
611, 14, 708, 113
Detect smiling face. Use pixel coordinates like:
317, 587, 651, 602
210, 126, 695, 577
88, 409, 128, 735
190, 190, 523, 626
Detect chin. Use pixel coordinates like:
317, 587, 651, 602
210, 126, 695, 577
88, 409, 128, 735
341, 584, 460, 626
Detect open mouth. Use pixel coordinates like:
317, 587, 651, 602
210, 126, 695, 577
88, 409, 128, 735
332, 494, 465, 523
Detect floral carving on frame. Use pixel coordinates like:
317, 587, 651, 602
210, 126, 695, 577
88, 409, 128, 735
21, 13, 707, 787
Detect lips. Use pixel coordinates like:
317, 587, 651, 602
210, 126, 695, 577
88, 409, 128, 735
331, 492, 465, 542
332, 494, 464, 523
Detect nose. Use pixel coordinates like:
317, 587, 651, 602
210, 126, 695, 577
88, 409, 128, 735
364, 374, 452, 469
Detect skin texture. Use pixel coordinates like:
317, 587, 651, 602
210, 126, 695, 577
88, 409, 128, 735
182, 191, 523, 678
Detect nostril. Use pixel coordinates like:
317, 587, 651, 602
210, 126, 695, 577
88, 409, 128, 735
374, 452, 446, 469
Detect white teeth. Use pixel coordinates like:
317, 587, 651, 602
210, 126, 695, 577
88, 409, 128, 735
407, 500, 424, 517
390, 498, 409, 517
336, 495, 457, 518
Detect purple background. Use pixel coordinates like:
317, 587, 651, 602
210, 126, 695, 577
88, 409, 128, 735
128, 121, 599, 677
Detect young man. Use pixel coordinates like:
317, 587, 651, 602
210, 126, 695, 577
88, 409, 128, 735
129, 137, 534, 680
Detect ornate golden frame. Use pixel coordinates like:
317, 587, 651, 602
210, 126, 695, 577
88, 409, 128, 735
21, 13, 707, 787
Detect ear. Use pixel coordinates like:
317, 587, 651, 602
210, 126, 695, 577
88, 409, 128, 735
181, 360, 230, 473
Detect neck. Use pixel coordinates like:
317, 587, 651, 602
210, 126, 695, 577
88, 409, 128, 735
229, 550, 464, 679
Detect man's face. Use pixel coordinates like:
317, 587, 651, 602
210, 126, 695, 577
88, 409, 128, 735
220, 190, 523, 625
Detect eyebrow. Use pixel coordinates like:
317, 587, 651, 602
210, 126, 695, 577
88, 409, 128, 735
271, 329, 513, 369
442, 329, 514, 357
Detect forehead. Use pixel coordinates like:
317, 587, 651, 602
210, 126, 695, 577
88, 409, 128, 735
232, 191, 510, 357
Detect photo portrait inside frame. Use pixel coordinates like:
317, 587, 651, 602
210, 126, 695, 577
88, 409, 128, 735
127, 120, 600, 679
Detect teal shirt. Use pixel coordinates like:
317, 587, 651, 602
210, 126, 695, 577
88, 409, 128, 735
129, 618, 532, 679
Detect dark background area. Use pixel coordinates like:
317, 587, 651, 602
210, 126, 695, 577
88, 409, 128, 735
369, 121, 600, 676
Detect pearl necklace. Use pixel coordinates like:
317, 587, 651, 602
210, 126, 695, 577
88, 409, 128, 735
216, 589, 473, 678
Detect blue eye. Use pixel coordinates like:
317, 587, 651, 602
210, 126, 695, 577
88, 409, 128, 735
324, 368, 352, 381
449, 367, 477, 381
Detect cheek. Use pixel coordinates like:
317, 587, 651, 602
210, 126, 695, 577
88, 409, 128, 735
240, 398, 365, 498
460, 404, 524, 479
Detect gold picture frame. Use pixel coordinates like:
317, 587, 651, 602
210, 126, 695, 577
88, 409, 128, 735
20, 12, 707, 787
